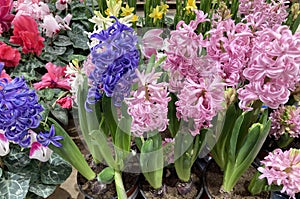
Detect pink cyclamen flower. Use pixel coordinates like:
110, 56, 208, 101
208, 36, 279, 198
56, 96, 73, 109
141, 29, 164, 58
0, 129, 10, 156
14, 0, 50, 21
33, 62, 71, 90
56, 0, 70, 11
125, 69, 171, 136
258, 148, 300, 199
175, 75, 225, 136
29, 130, 52, 162
238, 25, 300, 110
41, 14, 60, 37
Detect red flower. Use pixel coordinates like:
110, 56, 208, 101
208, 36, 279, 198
33, 62, 71, 90
0, 0, 14, 32
0, 62, 12, 83
9, 15, 44, 56
0, 42, 21, 67
56, 96, 73, 109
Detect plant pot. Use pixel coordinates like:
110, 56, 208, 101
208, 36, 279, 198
139, 158, 204, 199
77, 169, 140, 199
202, 159, 270, 199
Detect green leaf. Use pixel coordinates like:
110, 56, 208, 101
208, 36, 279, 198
97, 167, 115, 184
39, 52, 58, 62
140, 133, 163, 189
67, 23, 89, 50
41, 153, 72, 185
167, 93, 180, 137
67, 54, 87, 62
29, 183, 57, 198
3, 146, 31, 171
44, 46, 67, 56
53, 35, 73, 47
0, 168, 2, 178
0, 172, 30, 199
102, 96, 118, 139
50, 108, 69, 126
47, 117, 96, 181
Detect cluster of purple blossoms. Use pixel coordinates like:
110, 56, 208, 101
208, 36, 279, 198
239, 0, 288, 30
0, 75, 43, 147
258, 148, 300, 199
86, 17, 139, 108
237, 25, 300, 110
269, 105, 300, 139
125, 70, 170, 137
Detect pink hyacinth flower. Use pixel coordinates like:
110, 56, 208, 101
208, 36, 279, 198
258, 148, 300, 199
125, 69, 171, 136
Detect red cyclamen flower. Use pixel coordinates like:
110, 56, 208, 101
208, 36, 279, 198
33, 62, 71, 90
0, 42, 21, 67
9, 15, 45, 55
56, 96, 73, 109
0, 0, 14, 32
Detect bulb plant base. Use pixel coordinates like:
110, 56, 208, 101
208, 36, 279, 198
139, 159, 203, 199
202, 159, 270, 199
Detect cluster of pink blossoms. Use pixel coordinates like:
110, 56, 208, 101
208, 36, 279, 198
125, 70, 171, 137
164, 10, 225, 135
238, 0, 288, 30
206, 19, 253, 86
258, 148, 300, 198
269, 105, 300, 139
238, 25, 300, 110
14, 0, 72, 38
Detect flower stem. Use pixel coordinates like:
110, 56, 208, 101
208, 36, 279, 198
114, 170, 127, 199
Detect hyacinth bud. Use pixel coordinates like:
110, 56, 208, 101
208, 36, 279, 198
291, 3, 300, 20
224, 88, 236, 108
217, 1, 231, 20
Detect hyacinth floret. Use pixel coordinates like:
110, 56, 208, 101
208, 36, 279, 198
238, 25, 300, 110
86, 17, 139, 109
0, 76, 43, 148
125, 69, 170, 136
37, 124, 63, 148
258, 148, 300, 199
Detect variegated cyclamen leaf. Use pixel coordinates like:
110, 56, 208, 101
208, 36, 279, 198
0, 172, 30, 199
0, 168, 2, 177
40, 153, 72, 185
29, 183, 57, 198
53, 35, 73, 47
2, 146, 31, 171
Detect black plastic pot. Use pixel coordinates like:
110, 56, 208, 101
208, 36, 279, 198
77, 172, 140, 199
139, 158, 204, 199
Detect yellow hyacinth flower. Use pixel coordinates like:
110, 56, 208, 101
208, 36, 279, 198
149, 6, 163, 23
185, 0, 197, 12
121, 4, 135, 17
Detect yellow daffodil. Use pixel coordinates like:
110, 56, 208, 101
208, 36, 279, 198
160, 3, 169, 14
131, 14, 139, 22
149, 6, 163, 23
185, 0, 197, 13
121, 4, 135, 17
104, 8, 110, 16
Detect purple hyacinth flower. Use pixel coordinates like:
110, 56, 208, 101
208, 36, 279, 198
0, 76, 43, 148
37, 125, 63, 148
85, 17, 139, 110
